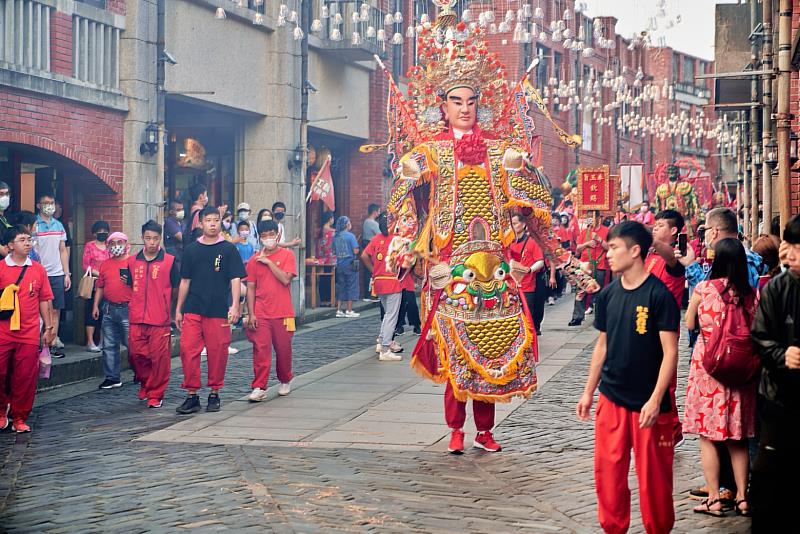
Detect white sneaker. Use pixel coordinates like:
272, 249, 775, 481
389, 341, 404, 353
53, 336, 65, 349
336, 310, 346, 318
228, 346, 239, 355
278, 382, 292, 396
248, 388, 267, 402
345, 311, 361, 318
379, 349, 402, 362
547, 297, 555, 306
375, 338, 381, 353
586, 307, 594, 315
201, 347, 208, 356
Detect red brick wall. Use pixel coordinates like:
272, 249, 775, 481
0, 87, 124, 193
50, 12, 73, 76
791, 1, 800, 215
106, 0, 126, 16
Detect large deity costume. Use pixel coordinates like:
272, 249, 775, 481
362, 3, 598, 452
655, 164, 700, 235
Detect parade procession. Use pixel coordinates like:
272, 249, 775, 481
1, 0, 800, 532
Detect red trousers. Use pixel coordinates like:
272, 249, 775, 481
129, 324, 171, 401
444, 381, 495, 432
595, 394, 675, 534
246, 318, 294, 389
0, 341, 39, 421
180, 313, 231, 391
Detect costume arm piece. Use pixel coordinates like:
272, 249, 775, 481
387, 144, 437, 214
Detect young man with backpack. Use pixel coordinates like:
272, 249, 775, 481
576, 221, 680, 534
750, 214, 800, 532
0, 225, 55, 432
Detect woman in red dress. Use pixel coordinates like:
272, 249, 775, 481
683, 238, 757, 517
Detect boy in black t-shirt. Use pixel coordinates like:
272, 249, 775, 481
576, 221, 680, 534
175, 207, 246, 414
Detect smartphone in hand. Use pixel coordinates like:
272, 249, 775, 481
677, 234, 688, 257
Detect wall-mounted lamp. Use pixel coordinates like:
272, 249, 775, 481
139, 123, 159, 156
790, 131, 799, 165
765, 138, 778, 170
287, 145, 304, 170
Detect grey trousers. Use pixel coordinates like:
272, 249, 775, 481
378, 292, 402, 348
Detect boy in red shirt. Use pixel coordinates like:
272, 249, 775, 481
128, 220, 180, 408
245, 220, 297, 402
0, 226, 54, 432
361, 213, 404, 362
92, 232, 132, 390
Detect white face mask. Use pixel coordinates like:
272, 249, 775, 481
109, 244, 126, 257
175, 210, 185, 221
238, 211, 250, 221
640, 205, 649, 213
0, 196, 9, 211
262, 237, 278, 249
41, 205, 56, 216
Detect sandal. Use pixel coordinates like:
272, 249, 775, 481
735, 499, 752, 517
693, 498, 726, 517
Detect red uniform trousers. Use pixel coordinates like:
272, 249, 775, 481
444, 381, 495, 432
179, 313, 231, 390
595, 394, 674, 534
129, 324, 171, 401
0, 341, 40, 421
246, 318, 294, 389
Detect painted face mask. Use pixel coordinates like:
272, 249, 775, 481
41, 205, 56, 216
110, 244, 126, 256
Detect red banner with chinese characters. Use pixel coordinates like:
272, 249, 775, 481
576, 165, 612, 213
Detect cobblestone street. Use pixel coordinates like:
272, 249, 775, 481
0, 300, 749, 533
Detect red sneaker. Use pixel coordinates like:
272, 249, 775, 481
0, 403, 9, 430
138, 387, 148, 401
147, 398, 163, 409
474, 431, 502, 452
12, 418, 30, 433
447, 429, 465, 454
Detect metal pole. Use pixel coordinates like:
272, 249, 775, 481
743, 113, 751, 238
750, 0, 760, 241
297, 0, 311, 317
776, 0, 792, 229
762, 0, 774, 230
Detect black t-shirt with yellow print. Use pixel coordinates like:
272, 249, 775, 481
593, 274, 680, 413
180, 240, 246, 318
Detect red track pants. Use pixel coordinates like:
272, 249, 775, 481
0, 341, 39, 421
129, 324, 171, 401
179, 313, 231, 391
444, 381, 495, 432
246, 318, 294, 390
594, 394, 675, 534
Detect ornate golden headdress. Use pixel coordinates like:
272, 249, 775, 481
406, 2, 512, 138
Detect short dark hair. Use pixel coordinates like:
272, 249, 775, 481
9, 210, 37, 228
564, 199, 573, 207
771, 215, 782, 238
2, 225, 31, 246
368, 203, 380, 215
706, 207, 738, 235
236, 220, 250, 230
0, 181, 9, 191
198, 206, 220, 221
271, 201, 286, 212
784, 213, 800, 245
655, 209, 685, 233
38, 192, 55, 202
189, 183, 207, 202
91, 220, 110, 234
607, 220, 652, 261
258, 220, 279, 234
141, 219, 162, 235
710, 238, 754, 300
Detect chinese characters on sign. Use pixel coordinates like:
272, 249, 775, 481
576, 165, 612, 212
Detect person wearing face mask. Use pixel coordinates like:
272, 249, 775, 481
244, 220, 297, 401
164, 201, 185, 259
568, 212, 609, 327
0, 181, 12, 258
235, 202, 259, 250
235, 220, 255, 263
271, 201, 301, 248
220, 211, 234, 241
82, 221, 110, 353
92, 233, 132, 390
634, 200, 655, 226
35, 193, 70, 358
333, 216, 361, 317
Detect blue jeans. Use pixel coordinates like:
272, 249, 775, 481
101, 302, 129, 382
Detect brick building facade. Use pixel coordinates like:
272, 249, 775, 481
790, 1, 800, 215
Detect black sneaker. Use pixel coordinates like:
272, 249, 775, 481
176, 394, 201, 414
568, 319, 582, 327
394, 326, 405, 335
206, 393, 221, 412
50, 349, 65, 359
413, 326, 422, 335
98, 379, 122, 389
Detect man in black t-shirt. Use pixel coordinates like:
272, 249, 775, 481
575, 221, 680, 534
175, 207, 246, 414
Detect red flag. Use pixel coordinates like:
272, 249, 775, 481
308, 156, 335, 211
